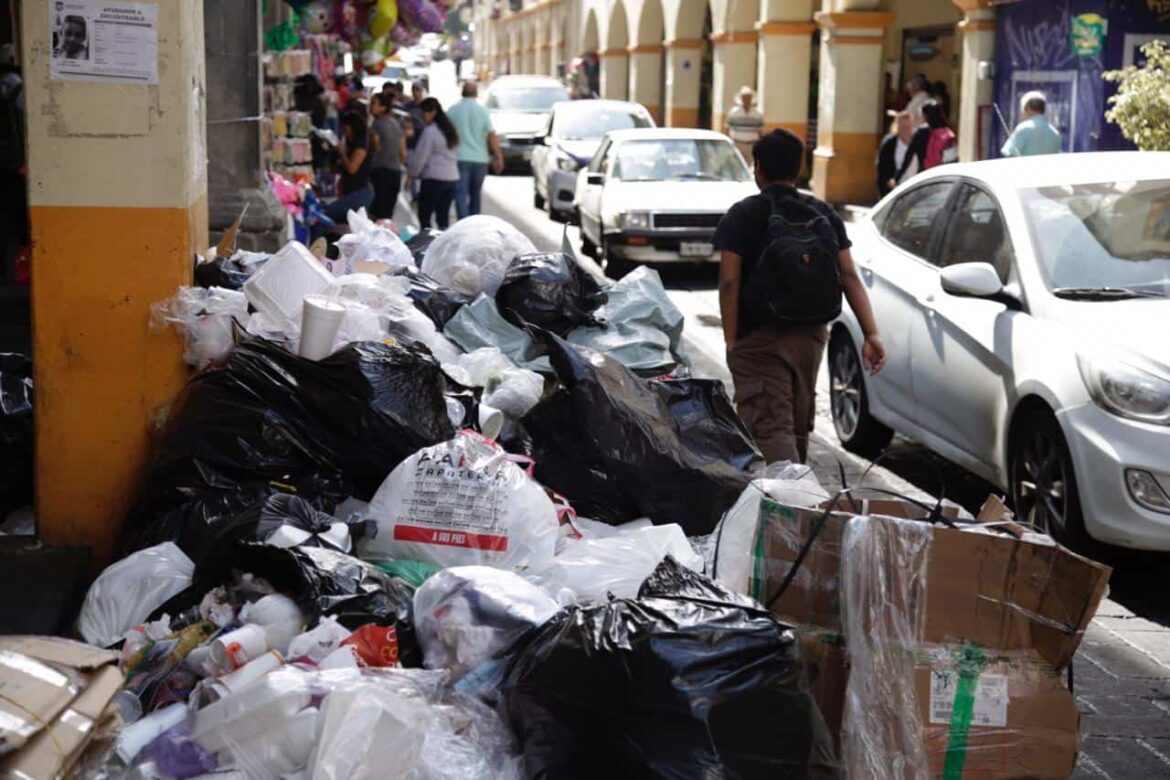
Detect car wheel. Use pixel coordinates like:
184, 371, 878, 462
1010, 409, 1087, 548
533, 186, 545, 210
601, 239, 635, 279
828, 331, 894, 458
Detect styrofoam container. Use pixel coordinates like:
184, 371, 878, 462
244, 241, 339, 329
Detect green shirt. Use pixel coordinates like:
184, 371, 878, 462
447, 97, 493, 164
1001, 115, 1063, 157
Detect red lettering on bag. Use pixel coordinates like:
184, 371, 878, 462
393, 524, 509, 551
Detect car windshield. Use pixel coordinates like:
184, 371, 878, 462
557, 107, 652, 140
486, 85, 569, 111
611, 139, 750, 182
1021, 181, 1170, 297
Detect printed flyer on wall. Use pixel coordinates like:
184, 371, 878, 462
49, 0, 158, 84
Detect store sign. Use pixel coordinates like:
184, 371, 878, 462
1070, 13, 1108, 58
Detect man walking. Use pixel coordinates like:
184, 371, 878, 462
725, 86, 765, 163
905, 74, 930, 127
1001, 91, 1063, 157
446, 80, 503, 218
713, 129, 886, 464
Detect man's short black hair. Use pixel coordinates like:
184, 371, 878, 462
752, 129, 804, 182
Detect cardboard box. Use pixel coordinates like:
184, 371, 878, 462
0, 637, 122, 780
756, 497, 1111, 669
797, 628, 848, 748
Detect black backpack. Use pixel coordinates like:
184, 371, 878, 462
743, 192, 842, 326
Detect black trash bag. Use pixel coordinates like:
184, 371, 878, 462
388, 266, 471, 329
501, 557, 842, 779
193, 253, 269, 290
520, 333, 762, 535
124, 338, 454, 553
406, 228, 442, 267
495, 253, 606, 337
0, 353, 33, 519
154, 541, 421, 667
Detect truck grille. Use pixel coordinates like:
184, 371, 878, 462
652, 213, 723, 229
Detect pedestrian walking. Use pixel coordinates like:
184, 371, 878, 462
876, 110, 926, 197
713, 129, 886, 464
1001, 90, 1063, 157
920, 102, 957, 170
324, 111, 374, 224
446, 81, 504, 219
904, 74, 930, 127
725, 85, 765, 163
368, 94, 406, 221
407, 96, 460, 229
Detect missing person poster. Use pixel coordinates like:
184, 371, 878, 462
49, 0, 158, 84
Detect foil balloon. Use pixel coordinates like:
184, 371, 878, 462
299, 1, 332, 34
396, 0, 424, 25
333, 0, 363, 42
390, 20, 422, 47
414, 1, 444, 34
368, 0, 398, 39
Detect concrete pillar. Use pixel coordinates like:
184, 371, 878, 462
955, 0, 996, 162
664, 39, 704, 127
600, 49, 629, 100
711, 33, 758, 135
21, 1, 208, 562
629, 44, 665, 123
811, 10, 894, 204
205, 0, 285, 252
756, 21, 816, 142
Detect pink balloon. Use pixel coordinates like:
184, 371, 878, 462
416, 2, 444, 33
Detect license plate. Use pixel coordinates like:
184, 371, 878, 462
679, 241, 714, 258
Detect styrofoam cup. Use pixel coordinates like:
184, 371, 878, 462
211, 650, 285, 699
210, 624, 270, 671
299, 295, 347, 360
478, 403, 505, 440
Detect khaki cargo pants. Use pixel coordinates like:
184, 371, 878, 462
727, 324, 829, 465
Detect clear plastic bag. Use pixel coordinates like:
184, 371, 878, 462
443, 348, 544, 422
150, 286, 249, 370
420, 216, 536, 298
78, 542, 195, 648
336, 274, 463, 363
443, 296, 549, 373
337, 208, 414, 269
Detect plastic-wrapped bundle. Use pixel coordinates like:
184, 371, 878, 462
420, 215, 536, 298
150, 286, 249, 370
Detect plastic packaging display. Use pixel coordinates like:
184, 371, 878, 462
494, 252, 606, 336
711, 462, 831, 595
387, 266, 470, 329
521, 333, 763, 535
840, 515, 932, 780
123, 338, 454, 554
78, 542, 196, 648
501, 558, 841, 778
336, 208, 414, 269
150, 286, 249, 370
420, 215, 537, 298
443, 295, 549, 373
243, 241, 339, 331
361, 433, 560, 573
412, 566, 560, 678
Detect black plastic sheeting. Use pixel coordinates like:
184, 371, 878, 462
495, 253, 606, 337
192, 254, 268, 290
124, 338, 453, 554
521, 333, 762, 535
388, 266, 471, 329
0, 353, 33, 519
406, 228, 441, 267
154, 541, 421, 667
501, 558, 842, 779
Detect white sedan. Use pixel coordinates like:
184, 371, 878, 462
575, 128, 757, 277
831, 151, 1170, 550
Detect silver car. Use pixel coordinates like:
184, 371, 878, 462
482, 75, 569, 171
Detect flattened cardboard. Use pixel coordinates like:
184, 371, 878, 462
0, 649, 78, 757
798, 628, 848, 750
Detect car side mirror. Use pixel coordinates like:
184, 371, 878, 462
941, 262, 1004, 298
586, 172, 605, 186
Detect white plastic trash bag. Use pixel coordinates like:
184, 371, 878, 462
337, 274, 463, 363
78, 542, 195, 648
150, 286, 248, 369
413, 566, 560, 678
421, 215, 536, 298
444, 348, 544, 422
361, 432, 560, 572
337, 208, 414, 269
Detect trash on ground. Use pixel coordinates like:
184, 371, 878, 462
420, 215, 537, 298
151, 287, 249, 370
193, 250, 270, 291
336, 207, 414, 270
244, 241, 340, 333
495, 252, 606, 336
388, 265, 471, 329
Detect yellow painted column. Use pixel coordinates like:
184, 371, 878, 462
600, 49, 629, 100
955, 0, 996, 162
756, 21, 816, 142
664, 38, 704, 127
628, 44, 665, 123
21, 0, 208, 563
811, 10, 895, 204
711, 32, 759, 136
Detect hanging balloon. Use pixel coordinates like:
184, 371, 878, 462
390, 21, 422, 47
415, 1, 445, 34
396, 0, 424, 25
333, 0, 364, 42
360, 35, 392, 69
299, 1, 332, 34
368, 0, 399, 39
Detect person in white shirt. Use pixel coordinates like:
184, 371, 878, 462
876, 110, 925, 196
904, 74, 930, 127
725, 86, 765, 163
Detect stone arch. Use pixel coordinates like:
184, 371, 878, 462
602, 1, 631, 99
632, 0, 667, 122
582, 7, 600, 54
721, 0, 757, 33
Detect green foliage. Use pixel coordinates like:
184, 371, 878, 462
1104, 41, 1170, 151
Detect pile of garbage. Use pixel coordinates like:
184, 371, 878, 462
0, 214, 1113, 779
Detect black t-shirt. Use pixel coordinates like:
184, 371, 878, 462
340, 135, 372, 194
712, 184, 852, 336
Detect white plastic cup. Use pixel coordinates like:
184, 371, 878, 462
210, 624, 270, 671
299, 294, 347, 360
478, 403, 505, 440
115, 701, 189, 764
211, 650, 285, 700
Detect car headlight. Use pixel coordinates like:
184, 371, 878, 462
620, 211, 651, 230
555, 154, 579, 172
1077, 355, 1170, 425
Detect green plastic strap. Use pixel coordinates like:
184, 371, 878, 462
942, 645, 988, 780
749, 500, 768, 602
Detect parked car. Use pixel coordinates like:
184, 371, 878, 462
575, 128, 756, 277
830, 151, 1170, 550
482, 75, 570, 171
530, 100, 655, 221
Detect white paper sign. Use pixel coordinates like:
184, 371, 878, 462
49, 0, 158, 85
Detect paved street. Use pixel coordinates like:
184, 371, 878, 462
481, 172, 1170, 779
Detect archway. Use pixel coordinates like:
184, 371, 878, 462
582, 8, 599, 54
578, 9, 600, 97
602, 2, 630, 100
667, 0, 713, 127
633, 0, 666, 123
710, 0, 759, 135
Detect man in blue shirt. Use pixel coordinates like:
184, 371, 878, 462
446, 81, 503, 218
1002, 91, 1063, 157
